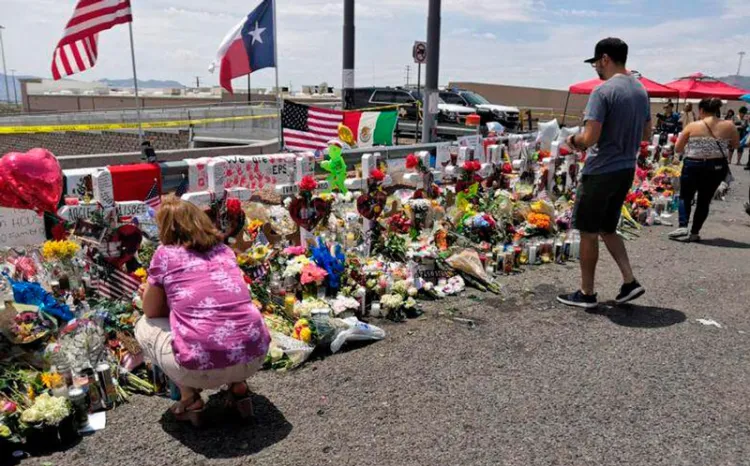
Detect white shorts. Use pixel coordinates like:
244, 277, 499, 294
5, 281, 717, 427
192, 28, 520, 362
135, 317, 264, 390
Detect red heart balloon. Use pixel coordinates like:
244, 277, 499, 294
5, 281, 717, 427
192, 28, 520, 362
288, 196, 331, 231
357, 191, 387, 220
0, 148, 63, 214
0, 170, 34, 210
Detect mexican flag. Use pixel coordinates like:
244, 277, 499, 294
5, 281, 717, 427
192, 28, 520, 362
343, 110, 398, 148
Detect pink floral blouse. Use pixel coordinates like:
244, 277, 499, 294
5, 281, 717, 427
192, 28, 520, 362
147, 244, 270, 371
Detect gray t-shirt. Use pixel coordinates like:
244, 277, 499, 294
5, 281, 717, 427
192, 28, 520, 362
583, 74, 651, 175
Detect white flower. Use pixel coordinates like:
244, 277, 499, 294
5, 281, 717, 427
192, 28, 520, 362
381, 294, 404, 311
392, 280, 409, 296
405, 297, 417, 309
283, 255, 310, 278
407, 287, 418, 297
332, 295, 359, 315
423, 281, 434, 291
283, 197, 292, 208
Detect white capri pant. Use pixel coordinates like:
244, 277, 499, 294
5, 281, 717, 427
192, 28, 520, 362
135, 317, 264, 390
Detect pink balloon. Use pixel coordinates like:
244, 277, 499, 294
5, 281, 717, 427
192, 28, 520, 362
0, 148, 63, 213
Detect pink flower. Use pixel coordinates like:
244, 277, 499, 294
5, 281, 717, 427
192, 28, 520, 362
284, 246, 307, 256
2, 400, 17, 414
300, 263, 328, 285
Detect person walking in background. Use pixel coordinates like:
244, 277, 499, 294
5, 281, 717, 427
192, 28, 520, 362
735, 106, 748, 165
668, 98, 739, 242
724, 109, 737, 123
680, 102, 697, 131
558, 38, 650, 309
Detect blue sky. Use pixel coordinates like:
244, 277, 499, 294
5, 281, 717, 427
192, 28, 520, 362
1, 0, 748, 91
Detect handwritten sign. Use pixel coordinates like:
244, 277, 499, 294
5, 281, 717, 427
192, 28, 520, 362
186, 157, 212, 192
0, 208, 46, 247
58, 203, 102, 222
219, 154, 297, 191
92, 170, 114, 207
116, 201, 148, 219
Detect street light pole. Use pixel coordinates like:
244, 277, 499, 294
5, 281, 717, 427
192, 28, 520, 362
342, 0, 355, 109
421, 0, 441, 143
737, 51, 746, 76
10, 69, 17, 104
0, 26, 10, 104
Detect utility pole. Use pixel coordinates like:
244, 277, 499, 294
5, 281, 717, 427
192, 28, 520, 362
405, 65, 411, 87
421, 0, 441, 143
0, 26, 9, 104
10, 69, 17, 104
737, 52, 746, 76
195, 76, 200, 88
342, 0, 355, 109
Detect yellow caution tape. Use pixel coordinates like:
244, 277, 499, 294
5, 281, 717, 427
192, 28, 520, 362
0, 113, 277, 135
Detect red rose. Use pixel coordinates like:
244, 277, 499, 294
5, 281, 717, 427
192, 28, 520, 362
298, 175, 318, 192
463, 160, 481, 172
640, 141, 649, 148
370, 168, 385, 182
502, 162, 513, 174
405, 154, 419, 170
226, 198, 242, 216
669, 136, 678, 143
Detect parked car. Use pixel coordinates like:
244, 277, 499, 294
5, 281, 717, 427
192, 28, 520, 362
439, 89, 520, 130
352, 87, 475, 125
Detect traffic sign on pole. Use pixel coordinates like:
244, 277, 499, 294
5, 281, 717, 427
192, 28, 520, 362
413, 41, 427, 65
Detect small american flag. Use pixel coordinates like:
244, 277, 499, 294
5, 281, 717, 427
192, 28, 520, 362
282, 101, 343, 152
51, 0, 133, 80
90, 262, 141, 300
145, 179, 161, 210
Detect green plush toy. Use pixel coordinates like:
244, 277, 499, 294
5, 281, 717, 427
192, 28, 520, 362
321, 144, 348, 194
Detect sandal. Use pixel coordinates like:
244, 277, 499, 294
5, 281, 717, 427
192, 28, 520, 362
224, 382, 254, 420
170, 393, 204, 427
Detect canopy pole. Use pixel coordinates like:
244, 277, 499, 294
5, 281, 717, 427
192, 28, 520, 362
562, 92, 571, 127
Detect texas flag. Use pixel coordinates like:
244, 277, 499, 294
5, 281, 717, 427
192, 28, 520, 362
209, 0, 276, 94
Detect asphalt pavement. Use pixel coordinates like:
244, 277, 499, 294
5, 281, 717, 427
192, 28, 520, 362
16, 170, 750, 466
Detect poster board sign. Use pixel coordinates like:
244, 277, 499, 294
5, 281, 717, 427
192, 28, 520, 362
0, 208, 46, 247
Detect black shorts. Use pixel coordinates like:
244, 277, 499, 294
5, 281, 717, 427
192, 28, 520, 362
573, 168, 635, 234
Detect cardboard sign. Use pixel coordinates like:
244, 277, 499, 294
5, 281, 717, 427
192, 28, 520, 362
0, 208, 47, 247
116, 201, 148, 219
58, 203, 102, 222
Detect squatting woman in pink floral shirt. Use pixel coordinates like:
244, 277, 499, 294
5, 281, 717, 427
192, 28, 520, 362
135, 197, 270, 426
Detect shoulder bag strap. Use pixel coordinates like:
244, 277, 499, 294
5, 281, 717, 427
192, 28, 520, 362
703, 121, 727, 159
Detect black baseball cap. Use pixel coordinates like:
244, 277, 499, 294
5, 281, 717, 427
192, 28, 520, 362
584, 38, 628, 64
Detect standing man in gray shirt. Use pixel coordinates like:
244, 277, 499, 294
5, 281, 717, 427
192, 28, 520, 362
557, 38, 652, 309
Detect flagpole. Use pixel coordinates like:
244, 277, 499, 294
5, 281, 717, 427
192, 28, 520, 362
272, 0, 282, 149
128, 22, 144, 144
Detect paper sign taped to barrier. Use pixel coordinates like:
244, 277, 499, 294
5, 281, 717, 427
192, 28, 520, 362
219, 154, 296, 191
0, 208, 46, 247
186, 158, 211, 192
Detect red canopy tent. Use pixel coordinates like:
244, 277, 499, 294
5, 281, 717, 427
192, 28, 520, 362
664, 73, 749, 99
563, 71, 679, 124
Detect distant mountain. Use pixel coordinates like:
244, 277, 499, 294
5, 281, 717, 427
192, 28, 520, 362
717, 75, 750, 91
99, 78, 185, 89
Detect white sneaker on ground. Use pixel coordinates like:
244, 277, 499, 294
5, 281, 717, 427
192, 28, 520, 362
668, 227, 689, 239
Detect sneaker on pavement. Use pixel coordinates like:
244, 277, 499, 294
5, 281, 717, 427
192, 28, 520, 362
615, 280, 645, 304
557, 290, 598, 309
686, 234, 701, 243
668, 227, 689, 239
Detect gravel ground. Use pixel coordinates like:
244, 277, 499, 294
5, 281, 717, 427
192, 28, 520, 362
14, 173, 750, 466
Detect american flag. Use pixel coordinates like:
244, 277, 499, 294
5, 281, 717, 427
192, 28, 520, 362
282, 101, 343, 152
51, 0, 133, 80
145, 179, 161, 210
90, 262, 141, 300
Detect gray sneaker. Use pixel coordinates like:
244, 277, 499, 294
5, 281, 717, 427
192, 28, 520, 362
668, 227, 689, 239
686, 234, 701, 243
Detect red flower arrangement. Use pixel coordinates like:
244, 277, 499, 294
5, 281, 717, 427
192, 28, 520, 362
387, 211, 412, 234
462, 160, 481, 172
370, 168, 385, 182
226, 198, 242, 216
298, 175, 318, 192
501, 162, 513, 174
405, 154, 420, 170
